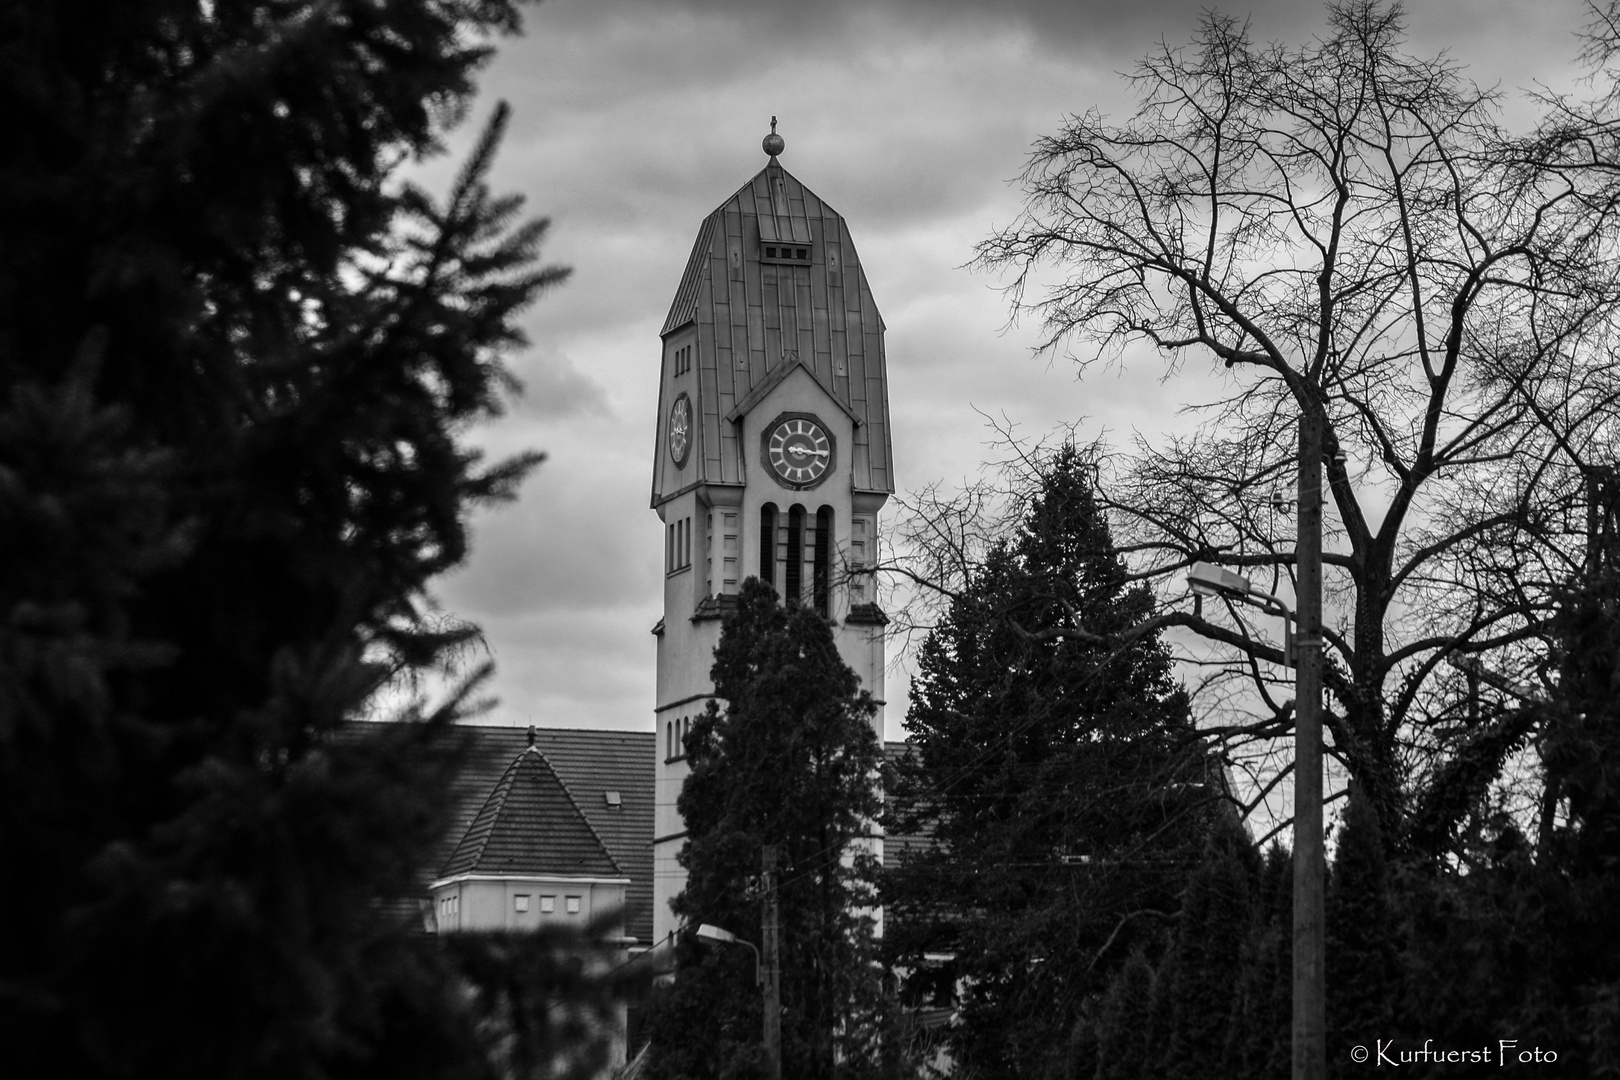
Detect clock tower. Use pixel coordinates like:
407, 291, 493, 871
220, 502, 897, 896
650, 123, 895, 944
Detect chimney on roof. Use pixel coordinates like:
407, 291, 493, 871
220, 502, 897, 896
527, 724, 536, 748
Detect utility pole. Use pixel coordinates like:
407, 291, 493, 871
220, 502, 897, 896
761, 845, 782, 1080
1586, 465, 1619, 578
1295, 410, 1326, 1080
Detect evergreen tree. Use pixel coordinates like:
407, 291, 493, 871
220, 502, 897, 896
1325, 789, 1400, 1078
648, 579, 895, 1080
0, 3, 582, 1076
885, 446, 1215, 1079
1158, 826, 1255, 1080
1471, 567, 1620, 1074
1093, 949, 1156, 1080
1227, 844, 1291, 1080
1390, 570, 1620, 1076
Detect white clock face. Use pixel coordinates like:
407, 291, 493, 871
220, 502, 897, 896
668, 394, 692, 466
768, 416, 832, 486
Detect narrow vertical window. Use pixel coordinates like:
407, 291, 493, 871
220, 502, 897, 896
760, 504, 777, 590
814, 506, 832, 617
785, 505, 805, 605
722, 512, 739, 593
668, 518, 694, 573
705, 512, 715, 596
850, 516, 870, 601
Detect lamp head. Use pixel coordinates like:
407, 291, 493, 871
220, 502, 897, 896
695, 923, 736, 945
1187, 561, 1253, 599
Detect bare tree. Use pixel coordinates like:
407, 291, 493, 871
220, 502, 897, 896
958, 1, 1620, 854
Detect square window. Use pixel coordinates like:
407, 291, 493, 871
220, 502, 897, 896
540, 896, 556, 914
515, 895, 530, 913
566, 896, 582, 915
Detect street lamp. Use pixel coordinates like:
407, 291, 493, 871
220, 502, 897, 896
1187, 561, 1297, 666
692, 922, 780, 1079
694, 923, 762, 985
1186, 405, 1326, 1080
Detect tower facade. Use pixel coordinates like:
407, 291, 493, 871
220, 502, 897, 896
650, 128, 895, 945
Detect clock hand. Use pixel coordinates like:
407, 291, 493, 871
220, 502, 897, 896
787, 446, 829, 459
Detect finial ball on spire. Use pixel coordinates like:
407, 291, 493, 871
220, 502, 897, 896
762, 115, 785, 158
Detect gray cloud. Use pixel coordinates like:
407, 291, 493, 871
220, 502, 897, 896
508, 342, 612, 419
431, 0, 1601, 737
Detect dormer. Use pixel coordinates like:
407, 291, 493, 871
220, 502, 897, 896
758, 214, 811, 265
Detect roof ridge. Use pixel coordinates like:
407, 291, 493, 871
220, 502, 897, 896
450, 720, 655, 739
661, 214, 716, 336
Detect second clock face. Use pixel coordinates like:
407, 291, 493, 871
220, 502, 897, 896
767, 416, 832, 487
668, 394, 692, 467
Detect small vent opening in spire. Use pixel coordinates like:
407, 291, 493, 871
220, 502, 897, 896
758, 214, 811, 265
762, 243, 811, 264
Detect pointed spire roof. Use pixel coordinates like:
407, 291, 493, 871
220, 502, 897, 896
651, 119, 896, 503
440, 737, 624, 880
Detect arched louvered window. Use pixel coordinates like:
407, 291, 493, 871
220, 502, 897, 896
813, 506, 833, 617
785, 505, 805, 605
760, 503, 778, 591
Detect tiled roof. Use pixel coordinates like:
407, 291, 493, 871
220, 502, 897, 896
439, 725, 656, 947
440, 744, 623, 880
353, 723, 914, 948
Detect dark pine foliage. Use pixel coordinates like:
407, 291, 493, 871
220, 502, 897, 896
647, 579, 898, 1080
1082, 567, 1620, 1078
0, 3, 589, 1077
1156, 823, 1259, 1080
1093, 948, 1155, 1080
1325, 788, 1399, 1078
885, 446, 1217, 1080
1226, 843, 1290, 1079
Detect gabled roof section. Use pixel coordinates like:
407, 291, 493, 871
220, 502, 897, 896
441, 743, 624, 880
725, 353, 860, 426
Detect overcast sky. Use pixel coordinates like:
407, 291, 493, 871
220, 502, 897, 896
416, 0, 1598, 740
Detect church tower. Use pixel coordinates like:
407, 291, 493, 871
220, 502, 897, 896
650, 122, 895, 944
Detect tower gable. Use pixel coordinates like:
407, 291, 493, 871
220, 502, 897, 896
726, 353, 859, 428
